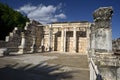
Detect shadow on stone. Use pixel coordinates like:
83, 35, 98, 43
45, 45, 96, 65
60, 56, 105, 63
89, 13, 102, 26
0, 62, 74, 80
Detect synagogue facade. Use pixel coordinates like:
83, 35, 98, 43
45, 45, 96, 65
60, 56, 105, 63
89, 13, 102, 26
4, 21, 91, 54
43, 22, 91, 54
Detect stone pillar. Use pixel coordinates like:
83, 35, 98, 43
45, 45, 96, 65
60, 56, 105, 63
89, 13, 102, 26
17, 32, 26, 54
93, 7, 113, 53
73, 27, 77, 53
52, 34, 55, 51
86, 27, 89, 39
30, 36, 36, 53
61, 28, 64, 52
40, 38, 45, 52
87, 26, 91, 53
91, 33, 96, 55
92, 7, 117, 80
64, 28, 66, 52
48, 24, 52, 51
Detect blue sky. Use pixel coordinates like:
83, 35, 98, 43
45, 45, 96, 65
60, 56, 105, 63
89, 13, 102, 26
0, 0, 120, 39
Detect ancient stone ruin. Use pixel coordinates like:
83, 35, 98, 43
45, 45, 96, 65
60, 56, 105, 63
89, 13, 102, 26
0, 20, 91, 55
0, 7, 120, 80
89, 7, 120, 80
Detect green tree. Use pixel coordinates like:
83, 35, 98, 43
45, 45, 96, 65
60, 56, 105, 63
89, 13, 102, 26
0, 2, 29, 40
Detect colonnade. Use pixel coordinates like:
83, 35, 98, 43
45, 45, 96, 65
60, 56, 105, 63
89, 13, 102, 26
47, 24, 91, 53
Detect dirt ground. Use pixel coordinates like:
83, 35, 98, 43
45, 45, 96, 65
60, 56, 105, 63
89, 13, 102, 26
0, 52, 89, 80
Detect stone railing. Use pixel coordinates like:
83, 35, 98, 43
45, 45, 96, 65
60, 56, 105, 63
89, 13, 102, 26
89, 58, 102, 80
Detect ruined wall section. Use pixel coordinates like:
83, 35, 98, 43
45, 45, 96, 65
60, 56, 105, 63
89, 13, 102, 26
24, 20, 44, 53
4, 27, 22, 52
0, 20, 44, 54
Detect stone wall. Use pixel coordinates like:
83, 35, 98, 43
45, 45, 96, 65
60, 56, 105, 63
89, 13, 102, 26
20, 20, 44, 53
5, 27, 22, 52
0, 20, 44, 55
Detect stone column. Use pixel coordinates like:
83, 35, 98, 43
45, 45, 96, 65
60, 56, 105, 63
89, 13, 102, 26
92, 7, 117, 80
87, 26, 91, 39
52, 34, 55, 51
93, 7, 113, 53
73, 27, 77, 53
48, 24, 52, 51
17, 32, 26, 54
61, 28, 64, 52
64, 28, 66, 52
86, 27, 91, 53
30, 36, 36, 53
40, 38, 44, 52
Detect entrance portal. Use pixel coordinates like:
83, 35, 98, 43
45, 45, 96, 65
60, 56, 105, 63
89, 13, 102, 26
66, 31, 73, 52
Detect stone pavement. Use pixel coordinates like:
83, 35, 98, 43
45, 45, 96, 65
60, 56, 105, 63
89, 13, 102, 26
0, 52, 89, 80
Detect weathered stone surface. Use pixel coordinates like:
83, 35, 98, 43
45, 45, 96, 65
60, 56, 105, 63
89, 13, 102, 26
112, 38, 120, 54
91, 7, 113, 53
99, 67, 117, 80
95, 28, 112, 52
93, 7, 113, 27
88, 7, 120, 80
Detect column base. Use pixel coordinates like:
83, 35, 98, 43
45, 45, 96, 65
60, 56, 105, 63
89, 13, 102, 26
72, 48, 77, 53
17, 46, 26, 54
17, 49, 25, 54
29, 46, 35, 53
48, 47, 52, 52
